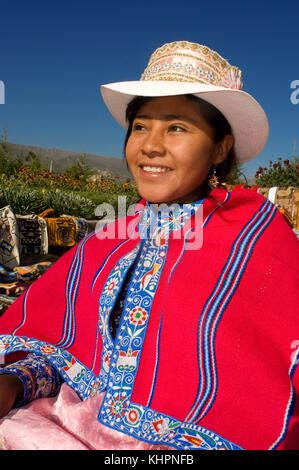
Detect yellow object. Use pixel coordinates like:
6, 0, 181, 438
296, 202, 299, 230
277, 206, 294, 227
39, 209, 76, 247
46, 217, 76, 247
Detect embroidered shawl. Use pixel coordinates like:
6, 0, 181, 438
0, 186, 299, 450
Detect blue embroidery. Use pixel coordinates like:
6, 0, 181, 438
98, 244, 141, 391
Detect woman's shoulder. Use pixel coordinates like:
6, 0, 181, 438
212, 185, 299, 248
209, 185, 273, 218
222, 185, 268, 205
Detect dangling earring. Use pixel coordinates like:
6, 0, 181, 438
208, 165, 219, 188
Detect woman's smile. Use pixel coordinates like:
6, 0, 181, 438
141, 165, 172, 173
139, 164, 173, 177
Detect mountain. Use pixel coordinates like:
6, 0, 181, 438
5, 142, 132, 179
3, 142, 259, 185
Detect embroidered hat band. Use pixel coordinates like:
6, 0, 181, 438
140, 41, 243, 90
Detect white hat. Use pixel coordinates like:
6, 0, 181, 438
100, 41, 269, 164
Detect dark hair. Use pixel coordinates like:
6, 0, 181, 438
123, 94, 236, 197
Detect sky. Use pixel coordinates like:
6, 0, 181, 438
0, 0, 298, 179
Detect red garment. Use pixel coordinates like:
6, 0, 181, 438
0, 186, 299, 450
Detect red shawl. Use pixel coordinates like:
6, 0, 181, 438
0, 186, 299, 450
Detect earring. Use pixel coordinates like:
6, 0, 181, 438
208, 165, 219, 188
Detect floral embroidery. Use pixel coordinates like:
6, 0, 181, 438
108, 392, 129, 420
103, 278, 119, 295
40, 345, 56, 354
89, 380, 101, 398
129, 307, 147, 325
116, 349, 139, 372
126, 405, 142, 426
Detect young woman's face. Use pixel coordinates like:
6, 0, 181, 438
125, 96, 232, 204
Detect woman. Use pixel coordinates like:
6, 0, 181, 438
0, 41, 298, 451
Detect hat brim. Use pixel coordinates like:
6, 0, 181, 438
100, 81, 269, 164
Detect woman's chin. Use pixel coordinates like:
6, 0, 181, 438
138, 189, 203, 205
136, 187, 172, 204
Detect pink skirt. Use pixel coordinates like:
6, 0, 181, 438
0, 384, 171, 450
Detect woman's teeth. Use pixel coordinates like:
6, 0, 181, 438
142, 166, 171, 173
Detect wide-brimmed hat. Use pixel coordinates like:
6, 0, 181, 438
100, 41, 269, 163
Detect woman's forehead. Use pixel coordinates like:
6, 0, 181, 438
134, 95, 205, 122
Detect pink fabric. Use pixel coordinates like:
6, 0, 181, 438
0, 384, 171, 450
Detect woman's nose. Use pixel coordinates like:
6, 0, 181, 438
141, 129, 165, 157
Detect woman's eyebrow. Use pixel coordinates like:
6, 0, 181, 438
135, 113, 198, 124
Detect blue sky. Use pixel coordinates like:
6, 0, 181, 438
0, 0, 298, 178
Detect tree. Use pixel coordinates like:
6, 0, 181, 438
0, 129, 24, 176
25, 151, 42, 171
64, 154, 92, 182
224, 165, 248, 185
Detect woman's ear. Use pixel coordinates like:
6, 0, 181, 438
214, 134, 234, 164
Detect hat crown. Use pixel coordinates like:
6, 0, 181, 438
141, 41, 243, 90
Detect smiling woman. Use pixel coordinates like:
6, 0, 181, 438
0, 41, 299, 451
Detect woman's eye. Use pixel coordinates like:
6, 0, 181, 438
132, 123, 146, 131
169, 125, 185, 132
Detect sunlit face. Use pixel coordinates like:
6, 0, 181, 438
125, 96, 232, 204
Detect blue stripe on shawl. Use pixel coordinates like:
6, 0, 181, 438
203, 190, 230, 227
55, 232, 95, 349
12, 287, 31, 336
269, 347, 299, 449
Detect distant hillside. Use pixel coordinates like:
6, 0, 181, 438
3, 141, 258, 185
5, 142, 131, 179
